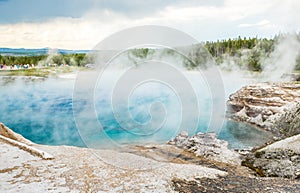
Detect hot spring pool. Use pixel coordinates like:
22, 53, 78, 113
0, 75, 272, 149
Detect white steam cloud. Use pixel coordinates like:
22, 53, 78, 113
261, 34, 300, 81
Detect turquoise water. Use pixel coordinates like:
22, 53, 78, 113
0, 75, 272, 149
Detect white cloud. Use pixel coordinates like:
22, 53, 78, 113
157, 0, 275, 22
238, 20, 273, 28
0, 12, 129, 49
0, 0, 298, 49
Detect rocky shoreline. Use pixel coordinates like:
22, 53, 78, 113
0, 126, 228, 192
227, 82, 300, 180
1, 122, 299, 192
227, 82, 300, 138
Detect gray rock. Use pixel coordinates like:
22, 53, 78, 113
242, 134, 300, 179
169, 132, 241, 165
168, 131, 189, 147
271, 102, 300, 138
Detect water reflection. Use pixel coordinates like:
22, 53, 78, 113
219, 120, 273, 149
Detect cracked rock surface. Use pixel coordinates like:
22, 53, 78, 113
0, 137, 226, 192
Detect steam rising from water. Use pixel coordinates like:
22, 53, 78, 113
217, 34, 300, 85
0, 73, 272, 150
0, 77, 84, 146
261, 34, 300, 81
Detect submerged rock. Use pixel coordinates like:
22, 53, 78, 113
169, 132, 241, 165
242, 134, 300, 179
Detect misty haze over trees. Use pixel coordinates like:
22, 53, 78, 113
0, 33, 300, 72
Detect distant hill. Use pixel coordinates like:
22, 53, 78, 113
0, 48, 90, 56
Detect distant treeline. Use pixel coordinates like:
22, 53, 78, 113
1, 34, 300, 71
128, 35, 300, 71
205, 36, 274, 57
0, 53, 89, 67
204, 34, 300, 71
0, 55, 46, 66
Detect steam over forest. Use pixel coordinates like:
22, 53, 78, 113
1, 34, 300, 72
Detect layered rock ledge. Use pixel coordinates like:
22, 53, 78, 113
227, 82, 300, 138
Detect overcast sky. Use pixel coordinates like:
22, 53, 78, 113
0, 0, 299, 49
